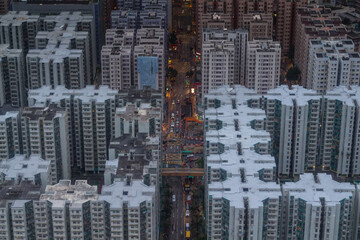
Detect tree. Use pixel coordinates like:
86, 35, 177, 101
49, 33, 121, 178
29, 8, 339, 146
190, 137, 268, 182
286, 66, 301, 82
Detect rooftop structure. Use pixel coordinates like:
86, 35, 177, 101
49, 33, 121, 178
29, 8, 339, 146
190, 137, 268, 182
0, 155, 50, 191
204, 84, 360, 239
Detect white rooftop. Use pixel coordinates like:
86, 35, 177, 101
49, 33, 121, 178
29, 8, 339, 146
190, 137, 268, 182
0, 154, 50, 182
99, 179, 155, 208
28, 85, 118, 107
0, 111, 19, 122
282, 173, 355, 206
265, 85, 321, 106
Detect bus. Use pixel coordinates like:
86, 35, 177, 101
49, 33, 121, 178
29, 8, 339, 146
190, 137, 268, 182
186, 231, 191, 239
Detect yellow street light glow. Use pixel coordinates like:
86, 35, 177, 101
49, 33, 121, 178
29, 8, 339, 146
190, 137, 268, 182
191, 88, 195, 94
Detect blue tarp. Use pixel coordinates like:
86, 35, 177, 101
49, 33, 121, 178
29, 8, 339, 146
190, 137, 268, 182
137, 56, 158, 90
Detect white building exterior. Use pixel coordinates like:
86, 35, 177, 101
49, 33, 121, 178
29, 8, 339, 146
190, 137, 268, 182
246, 39, 281, 95
204, 85, 360, 239
263, 86, 322, 176
0, 11, 40, 51
0, 111, 21, 161
28, 86, 118, 173
0, 45, 26, 107
201, 28, 248, 97
204, 86, 280, 239
27, 48, 85, 89
21, 105, 70, 184
281, 173, 356, 240
307, 39, 360, 94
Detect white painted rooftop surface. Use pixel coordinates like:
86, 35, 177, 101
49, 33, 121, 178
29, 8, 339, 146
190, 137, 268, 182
208, 176, 281, 208
205, 85, 357, 209
206, 85, 280, 207
0, 11, 39, 26
282, 173, 355, 206
99, 179, 155, 208
265, 85, 321, 106
0, 111, 19, 121
28, 85, 118, 107
0, 44, 22, 56
0, 155, 50, 182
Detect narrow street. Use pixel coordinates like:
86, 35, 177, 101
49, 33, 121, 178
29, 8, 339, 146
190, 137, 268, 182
160, 0, 204, 239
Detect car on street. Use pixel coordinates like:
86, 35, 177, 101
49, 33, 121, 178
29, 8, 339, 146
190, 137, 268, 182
172, 195, 176, 202
171, 113, 175, 117
171, 122, 175, 127
187, 195, 191, 201
176, 128, 179, 133
170, 127, 174, 133
186, 202, 190, 210
185, 223, 190, 231
185, 210, 190, 217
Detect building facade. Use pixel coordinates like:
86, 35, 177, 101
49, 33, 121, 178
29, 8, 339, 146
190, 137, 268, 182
201, 28, 248, 97
245, 39, 281, 95
21, 105, 70, 184
307, 39, 360, 93
293, 6, 348, 85
28, 86, 118, 173
0, 45, 25, 107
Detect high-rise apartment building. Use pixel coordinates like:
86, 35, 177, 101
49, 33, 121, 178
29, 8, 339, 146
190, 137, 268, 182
237, 0, 273, 40
11, 0, 106, 65
101, 29, 134, 90
0, 110, 21, 161
0, 0, 9, 15
204, 85, 360, 239
307, 39, 360, 93
101, 45, 132, 90
195, 0, 234, 48
0, 179, 158, 239
204, 85, 281, 239
201, 28, 248, 97
111, 9, 139, 29
27, 48, 86, 89
275, 0, 307, 56
293, 6, 348, 85
102, 27, 166, 91
246, 39, 281, 94
0, 181, 41, 240
28, 85, 118, 173
242, 13, 273, 40
262, 86, 322, 176
27, 12, 96, 87
281, 173, 356, 239
0, 44, 26, 107
21, 105, 70, 184
261, 85, 360, 177
0, 11, 40, 51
